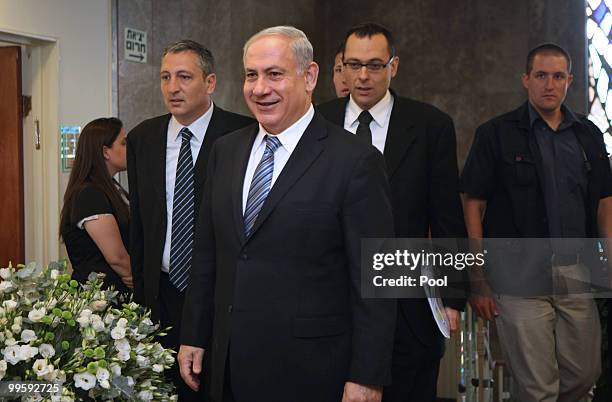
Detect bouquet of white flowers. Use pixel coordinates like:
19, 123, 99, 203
0, 260, 177, 401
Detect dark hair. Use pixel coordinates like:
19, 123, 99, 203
60, 117, 128, 238
526, 43, 572, 74
343, 22, 395, 58
163, 39, 215, 74
335, 40, 345, 57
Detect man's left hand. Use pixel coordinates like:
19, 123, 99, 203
341, 381, 382, 402
444, 307, 460, 332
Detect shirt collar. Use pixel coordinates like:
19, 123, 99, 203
254, 104, 315, 154
169, 101, 215, 142
347, 90, 393, 127
527, 101, 579, 129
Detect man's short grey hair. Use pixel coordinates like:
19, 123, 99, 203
162, 39, 215, 75
243, 26, 313, 73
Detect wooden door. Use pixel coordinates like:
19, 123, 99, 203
0, 46, 24, 266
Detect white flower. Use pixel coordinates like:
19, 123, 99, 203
0, 281, 14, 292
4, 337, 16, 346
76, 309, 92, 328
109, 362, 121, 377
96, 367, 109, 381
3, 345, 20, 364
10, 324, 21, 334
117, 351, 130, 361
74, 372, 96, 390
0, 359, 7, 379
32, 358, 51, 377
39, 343, 55, 358
152, 364, 164, 373
116, 318, 128, 328
111, 325, 126, 340
50, 269, 59, 280
90, 300, 107, 311
137, 390, 153, 401
0, 268, 12, 279
126, 376, 134, 386
91, 315, 105, 332
130, 328, 146, 341
18, 345, 38, 361
136, 355, 149, 367
13, 316, 22, 325
2, 300, 17, 311
28, 307, 46, 322
114, 338, 130, 352
99, 379, 110, 389
42, 366, 57, 381
104, 312, 116, 325
21, 329, 37, 343
47, 298, 57, 310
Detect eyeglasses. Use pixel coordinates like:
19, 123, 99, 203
343, 56, 394, 72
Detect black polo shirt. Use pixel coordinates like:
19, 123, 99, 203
528, 103, 587, 239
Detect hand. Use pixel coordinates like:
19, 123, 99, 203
341, 382, 382, 402
178, 345, 205, 392
468, 295, 498, 321
120, 274, 134, 289
444, 307, 460, 332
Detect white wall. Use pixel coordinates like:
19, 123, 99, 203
0, 0, 112, 122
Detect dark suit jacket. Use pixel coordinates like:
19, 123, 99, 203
181, 112, 397, 402
127, 106, 254, 321
318, 93, 466, 362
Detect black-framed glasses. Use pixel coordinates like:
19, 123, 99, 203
343, 56, 394, 72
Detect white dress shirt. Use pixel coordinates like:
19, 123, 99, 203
242, 104, 315, 213
344, 90, 394, 154
162, 104, 214, 272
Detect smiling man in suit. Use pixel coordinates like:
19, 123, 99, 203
127, 39, 253, 400
318, 23, 466, 402
177, 26, 396, 402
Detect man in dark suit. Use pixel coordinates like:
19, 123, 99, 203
127, 40, 253, 400
178, 26, 396, 402
318, 23, 466, 402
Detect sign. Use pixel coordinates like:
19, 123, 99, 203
60, 125, 81, 172
124, 27, 147, 63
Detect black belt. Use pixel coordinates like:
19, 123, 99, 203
551, 253, 580, 266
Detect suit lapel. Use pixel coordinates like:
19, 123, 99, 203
246, 113, 326, 241
194, 105, 224, 192
151, 115, 171, 213
232, 125, 259, 244
382, 96, 416, 179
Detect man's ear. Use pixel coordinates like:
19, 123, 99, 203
304, 61, 319, 93
205, 72, 217, 95
390, 56, 399, 78
521, 73, 529, 90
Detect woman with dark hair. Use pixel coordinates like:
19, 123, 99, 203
60, 117, 132, 292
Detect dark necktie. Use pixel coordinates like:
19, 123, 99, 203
169, 127, 195, 292
243, 135, 282, 237
356, 110, 374, 145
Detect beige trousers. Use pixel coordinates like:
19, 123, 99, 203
495, 264, 601, 402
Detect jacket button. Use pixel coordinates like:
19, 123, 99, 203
228, 305, 233, 313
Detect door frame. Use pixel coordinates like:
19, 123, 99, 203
0, 28, 60, 265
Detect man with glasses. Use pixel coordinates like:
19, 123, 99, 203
319, 22, 466, 402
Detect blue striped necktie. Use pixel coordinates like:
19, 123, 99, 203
169, 127, 195, 291
244, 135, 282, 237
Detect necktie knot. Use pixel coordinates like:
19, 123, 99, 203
358, 110, 373, 125
180, 127, 193, 142
265, 135, 282, 153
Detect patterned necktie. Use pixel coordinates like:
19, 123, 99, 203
169, 127, 195, 291
244, 135, 282, 237
356, 110, 374, 144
